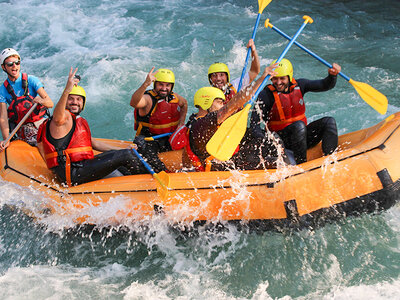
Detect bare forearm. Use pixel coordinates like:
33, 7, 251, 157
52, 89, 69, 124
0, 119, 9, 140
130, 82, 150, 108
35, 87, 54, 108
91, 137, 123, 152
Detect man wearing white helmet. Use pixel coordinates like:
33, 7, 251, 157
0, 48, 53, 150
37, 68, 166, 186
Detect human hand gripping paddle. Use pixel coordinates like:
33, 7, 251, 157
265, 19, 388, 115
0, 103, 39, 150
206, 16, 314, 161
131, 147, 170, 199
237, 0, 273, 91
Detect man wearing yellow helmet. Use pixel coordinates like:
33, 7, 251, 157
184, 65, 290, 172
130, 67, 188, 153
0, 48, 53, 151
208, 39, 260, 104
250, 58, 342, 164
37, 68, 164, 186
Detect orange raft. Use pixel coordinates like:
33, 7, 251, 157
1, 112, 400, 231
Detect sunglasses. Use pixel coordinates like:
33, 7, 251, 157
4, 60, 20, 67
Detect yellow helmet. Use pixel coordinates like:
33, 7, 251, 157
194, 87, 226, 111
208, 62, 230, 84
154, 68, 175, 91
70, 85, 86, 111
271, 58, 293, 81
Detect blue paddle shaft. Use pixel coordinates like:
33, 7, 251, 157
247, 19, 311, 106
269, 24, 350, 81
152, 132, 172, 139
132, 148, 155, 175
238, 13, 261, 91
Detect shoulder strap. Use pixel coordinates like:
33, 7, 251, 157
3, 79, 17, 100
21, 73, 29, 96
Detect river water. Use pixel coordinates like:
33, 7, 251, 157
0, 0, 399, 299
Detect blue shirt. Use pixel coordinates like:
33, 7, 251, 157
0, 73, 44, 105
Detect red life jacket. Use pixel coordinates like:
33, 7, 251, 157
134, 90, 180, 136
267, 79, 307, 132
37, 112, 94, 186
224, 83, 237, 104
4, 73, 47, 124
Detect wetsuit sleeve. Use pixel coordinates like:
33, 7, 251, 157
249, 87, 275, 139
189, 111, 219, 159
297, 74, 337, 95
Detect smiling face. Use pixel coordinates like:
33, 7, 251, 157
2, 55, 21, 80
66, 94, 84, 115
209, 72, 228, 90
154, 81, 173, 98
271, 75, 290, 93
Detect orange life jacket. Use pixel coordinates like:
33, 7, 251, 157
134, 90, 180, 136
267, 79, 307, 132
224, 83, 237, 104
4, 73, 48, 124
37, 112, 94, 186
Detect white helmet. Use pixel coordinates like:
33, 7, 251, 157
1, 48, 20, 65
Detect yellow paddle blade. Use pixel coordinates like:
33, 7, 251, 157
206, 104, 251, 161
349, 79, 388, 115
258, 0, 273, 14
154, 171, 170, 199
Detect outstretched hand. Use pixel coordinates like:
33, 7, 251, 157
145, 67, 157, 87
65, 67, 80, 93
264, 62, 279, 77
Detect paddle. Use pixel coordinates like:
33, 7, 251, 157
144, 132, 172, 142
3, 103, 38, 145
237, 0, 273, 91
207, 16, 314, 161
131, 147, 170, 199
265, 19, 388, 115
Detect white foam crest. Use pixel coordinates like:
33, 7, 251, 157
298, 278, 400, 300
0, 264, 129, 299
123, 273, 238, 300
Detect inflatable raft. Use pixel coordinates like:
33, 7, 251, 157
1, 112, 400, 231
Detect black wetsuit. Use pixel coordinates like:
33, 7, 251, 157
189, 111, 288, 171
250, 74, 338, 164
47, 119, 166, 186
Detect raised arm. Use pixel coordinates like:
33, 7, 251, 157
50, 68, 79, 132
248, 39, 261, 82
217, 64, 277, 124
130, 67, 156, 109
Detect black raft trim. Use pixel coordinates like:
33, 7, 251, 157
377, 168, 393, 188
284, 199, 299, 222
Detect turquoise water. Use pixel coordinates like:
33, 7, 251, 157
0, 0, 399, 299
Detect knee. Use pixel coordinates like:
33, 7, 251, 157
288, 121, 307, 144
322, 117, 337, 132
